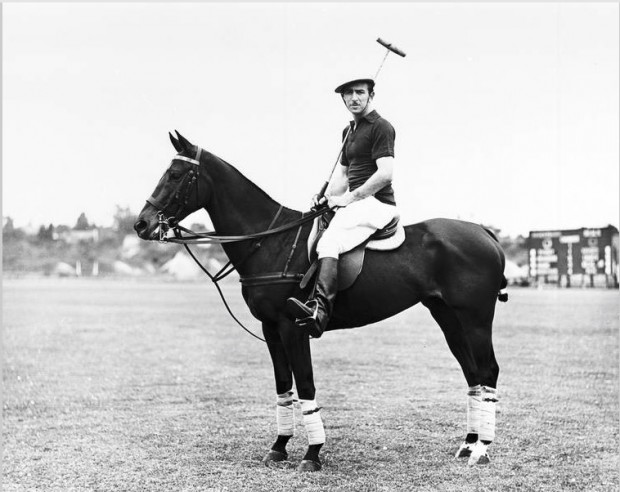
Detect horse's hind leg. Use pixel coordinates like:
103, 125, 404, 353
423, 297, 499, 465
451, 306, 499, 466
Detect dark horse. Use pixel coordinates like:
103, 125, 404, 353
134, 131, 507, 471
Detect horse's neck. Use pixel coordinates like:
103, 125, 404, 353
204, 157, 285, 236
202, 156, 301, 271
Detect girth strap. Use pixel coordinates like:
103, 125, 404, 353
240, 273, 304, 287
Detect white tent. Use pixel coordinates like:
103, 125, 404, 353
161, 251, 223, 280
121, 234, 141, 258
113, 260, 142, 276
504, 259, 529, 283
53, 262, 76, 277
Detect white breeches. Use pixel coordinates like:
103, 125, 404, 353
316, 197, 398, 259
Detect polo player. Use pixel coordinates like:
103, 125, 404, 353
287, 77, 399, 338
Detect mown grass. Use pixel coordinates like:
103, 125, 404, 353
3, 278, 618, 491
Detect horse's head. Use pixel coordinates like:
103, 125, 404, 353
134, 131, 209, 240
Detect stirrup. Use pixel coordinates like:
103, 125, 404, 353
287, 298, 318, 321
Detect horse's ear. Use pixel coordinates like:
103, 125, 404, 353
169, 132, 183, 152
175, 131, 193, 151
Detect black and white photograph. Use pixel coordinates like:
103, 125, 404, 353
2, 2, 618, 491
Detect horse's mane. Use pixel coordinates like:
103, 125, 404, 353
207, 150, 300, 216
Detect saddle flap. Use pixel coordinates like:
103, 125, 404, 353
338, 243, 366, 291
302, 243, 366, 292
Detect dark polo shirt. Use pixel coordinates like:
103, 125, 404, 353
340, 110, 396, 205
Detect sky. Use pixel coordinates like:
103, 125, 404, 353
3, 2, 619, 237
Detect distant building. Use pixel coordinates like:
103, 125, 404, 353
528, 225, 619, 287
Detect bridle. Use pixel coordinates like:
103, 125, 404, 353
147, 148, 203, 241
146, 147, 328, 245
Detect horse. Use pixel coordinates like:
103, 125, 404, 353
134, 131, 507, 471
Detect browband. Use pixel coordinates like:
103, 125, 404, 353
173, 155, 200, 165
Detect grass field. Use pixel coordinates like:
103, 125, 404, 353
3, 278, 618, 491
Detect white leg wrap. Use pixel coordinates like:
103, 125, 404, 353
479, 386, 498, 442
276, 390, 295, 436
300, 399, 326, 445
466, 385, 482, 435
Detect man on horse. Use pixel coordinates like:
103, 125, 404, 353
287, 77, 399, 338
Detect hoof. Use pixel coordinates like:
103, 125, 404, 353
467, 441, 491, 466
262, 449, 288, 466
455, 442, 473, 458
297, 459, 322, 472
468, 452, 490, 466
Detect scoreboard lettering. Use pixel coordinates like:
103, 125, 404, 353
528, 226, 618, 280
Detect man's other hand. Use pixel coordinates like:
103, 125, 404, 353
311, 194, 328, 209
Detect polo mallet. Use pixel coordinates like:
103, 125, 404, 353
315, 37, 407, 204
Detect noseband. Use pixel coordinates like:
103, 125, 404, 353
147, 148, 203, 241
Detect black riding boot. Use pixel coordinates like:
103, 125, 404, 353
287, 257, 338, 338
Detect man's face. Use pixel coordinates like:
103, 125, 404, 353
342, 82, 373, 115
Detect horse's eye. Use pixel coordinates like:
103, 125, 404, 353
169, 170, 182, 180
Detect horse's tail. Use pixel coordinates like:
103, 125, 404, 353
481, 226, 509, 303
498, 275, 508, 302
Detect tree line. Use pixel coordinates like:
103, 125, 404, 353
2, 206, 227, 276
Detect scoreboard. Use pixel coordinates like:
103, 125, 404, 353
528, 226, 618, 283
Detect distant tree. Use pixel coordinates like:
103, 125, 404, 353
74, 213, 91, 230
500, 234, 528, 266
113, 205, 138, 236
3, 217, 15, 236
37, 224, 55, 242
3, 217, 25, 240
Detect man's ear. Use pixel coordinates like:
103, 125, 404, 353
369, 91, 375, 99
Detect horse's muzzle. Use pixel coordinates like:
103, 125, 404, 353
133, 219, 150, 239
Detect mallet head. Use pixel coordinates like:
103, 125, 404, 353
376, 38, 407, 57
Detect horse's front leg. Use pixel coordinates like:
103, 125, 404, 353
280, 318, 325, 472
265, 316, 325, 471
262, 320, 295, 465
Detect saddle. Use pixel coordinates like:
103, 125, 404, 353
301, 210, 406, 291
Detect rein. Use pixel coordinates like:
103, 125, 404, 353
159, 206, 327, 245
175, 213, 282, 343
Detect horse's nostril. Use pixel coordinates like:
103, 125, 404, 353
134, 219, 147, 233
